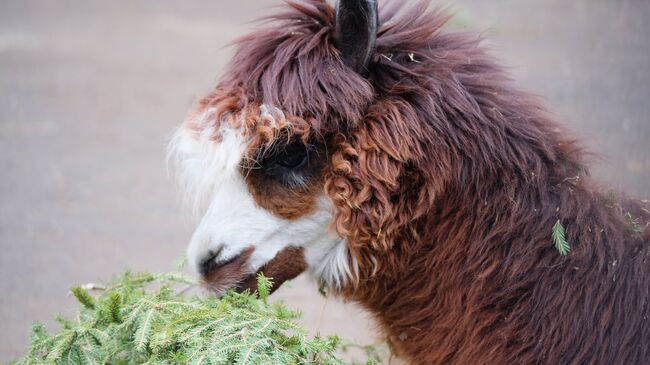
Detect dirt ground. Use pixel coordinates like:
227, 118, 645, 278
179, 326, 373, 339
1, 0, 648, 362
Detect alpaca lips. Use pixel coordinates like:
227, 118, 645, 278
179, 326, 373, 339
202, 246, 307, 296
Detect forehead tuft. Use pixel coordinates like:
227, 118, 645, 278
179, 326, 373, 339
185, 101, 319, 169
199, 0, 375, 132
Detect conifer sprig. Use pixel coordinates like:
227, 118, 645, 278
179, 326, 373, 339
70, 286, 95, 310
13, 271, 379, 365
552, 220, 571, 256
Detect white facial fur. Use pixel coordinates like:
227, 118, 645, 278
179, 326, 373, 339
169, 107, 357, 289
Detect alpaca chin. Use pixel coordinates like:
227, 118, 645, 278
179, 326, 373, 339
201, 246, 256, 296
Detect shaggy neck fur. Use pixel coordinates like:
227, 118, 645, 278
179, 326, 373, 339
325, 4, 650, 364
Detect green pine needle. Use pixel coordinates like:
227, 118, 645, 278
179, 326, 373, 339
103, 292, 122, 323
318, 280, 328, 298
13, 271, 384, 365
623, 212, 645, 234
44, 330, 76, 363
552, 220, 571, 256
255, 273, 272, 303
70, 286, 96, 310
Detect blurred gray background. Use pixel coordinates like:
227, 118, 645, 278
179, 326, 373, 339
1, 0, 648, 362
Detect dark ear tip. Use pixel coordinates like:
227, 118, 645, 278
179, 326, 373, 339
334, 0, 379, 76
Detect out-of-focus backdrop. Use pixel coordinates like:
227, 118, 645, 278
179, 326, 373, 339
1, 0, 648, 361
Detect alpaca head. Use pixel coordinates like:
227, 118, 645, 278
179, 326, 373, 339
170, 0, 397, 295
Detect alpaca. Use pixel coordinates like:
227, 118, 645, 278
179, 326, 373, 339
170, 0, 650, 363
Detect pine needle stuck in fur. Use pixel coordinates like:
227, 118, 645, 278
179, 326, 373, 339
552, 220, 571, 256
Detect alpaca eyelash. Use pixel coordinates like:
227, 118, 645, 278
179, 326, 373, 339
268, 152, 312, 188
282, 170, 309, 189
258, 142, 319, 189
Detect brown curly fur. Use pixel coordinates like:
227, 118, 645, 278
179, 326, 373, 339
192, 1, 650, 363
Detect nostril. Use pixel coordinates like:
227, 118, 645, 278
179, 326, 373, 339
198, 246, 224, 276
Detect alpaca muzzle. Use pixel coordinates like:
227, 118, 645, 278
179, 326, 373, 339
201, 246, 307, 296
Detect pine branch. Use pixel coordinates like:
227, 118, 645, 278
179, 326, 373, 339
44, 330, 76, 363
13, 270, 385, 365
134, 307, 156, 352
552, 220, 571, 256
256, 274, 272, 303
71, 287, 96, 310
103, 292, 122, 323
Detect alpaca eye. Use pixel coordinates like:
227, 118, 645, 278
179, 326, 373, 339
276, 153, 307, 169
272, 143, 308, 170
251, 140, 319, 188
261, 141, 309, 178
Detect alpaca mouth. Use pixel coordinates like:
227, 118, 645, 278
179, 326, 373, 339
200, 247, 258, 295
201, 246, 308, 297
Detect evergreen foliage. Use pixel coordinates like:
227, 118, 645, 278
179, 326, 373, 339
13, 271, 381, 365
623, 212, 645, 235
552, 220, 571, 256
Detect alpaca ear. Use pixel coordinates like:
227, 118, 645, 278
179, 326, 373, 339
334, 0, 378, 75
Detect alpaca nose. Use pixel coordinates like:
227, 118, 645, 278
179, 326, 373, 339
197, 246, 256, 277
198, 246, 226, 275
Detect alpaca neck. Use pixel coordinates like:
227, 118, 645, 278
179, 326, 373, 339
341, 172, 585, 363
